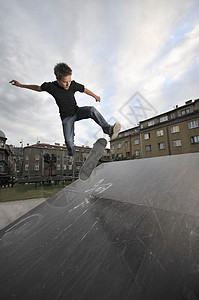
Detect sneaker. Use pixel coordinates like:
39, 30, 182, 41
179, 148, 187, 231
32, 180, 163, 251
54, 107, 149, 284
68, 156, 74, 166
109, 123, 121, 140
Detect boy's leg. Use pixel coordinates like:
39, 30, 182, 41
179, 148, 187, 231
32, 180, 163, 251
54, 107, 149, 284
76, 106, 121, 139
76, 106, 111, 135
62, 116, 76, 163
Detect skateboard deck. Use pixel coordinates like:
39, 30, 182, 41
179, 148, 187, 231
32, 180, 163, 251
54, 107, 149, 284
79, 138, 107, 181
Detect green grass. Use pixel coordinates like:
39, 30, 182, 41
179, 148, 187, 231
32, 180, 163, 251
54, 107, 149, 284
0, 182, 71, 202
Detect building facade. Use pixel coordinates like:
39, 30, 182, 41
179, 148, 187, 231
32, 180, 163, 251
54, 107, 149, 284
12, 146, 24, 177
22, 142, 110, 178
0, 130, 16, 177
110, 99, 199, 160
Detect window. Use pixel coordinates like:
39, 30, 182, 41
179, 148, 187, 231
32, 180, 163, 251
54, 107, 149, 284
144, 133, 150, 140
188, 120, 198, 129
158, 142, 165, 150
35, 155, 40, 161
25, 164, 29, 171
190, 136, 199, 144
117, 143, 122, 149
26, 155, 29, 161
57, 164, 61, 171
181, 110, 185, 115
156, 130, 164, 137
111, 145, 115, 150
148, 120, 155, 126
145, 145, 151, 152
35, 163, 39, 171
0, 141, 4, 148
125, 141, 130, 147
181, 108, 190, 115
135, 150, 140, 157
170, 113, 176, 119
173, 140, 182, 147
117, 153, 123, 158
160, 116, 168, 123
171, 126, 180, 133
124, 131, 130, 137
134, 139, 139, 145
63, 165, 67, 170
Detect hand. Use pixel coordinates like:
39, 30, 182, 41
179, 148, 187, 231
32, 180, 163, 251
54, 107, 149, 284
9, 80, 21, 87
95, 96, 101, 102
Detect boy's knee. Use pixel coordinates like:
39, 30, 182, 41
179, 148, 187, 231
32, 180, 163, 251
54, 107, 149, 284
90, 106, 97, 115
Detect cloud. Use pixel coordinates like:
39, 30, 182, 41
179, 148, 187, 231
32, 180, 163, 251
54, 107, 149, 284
106, 0, 199, 122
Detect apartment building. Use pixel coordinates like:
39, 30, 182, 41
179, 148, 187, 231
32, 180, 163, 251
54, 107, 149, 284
110, 127, 140, 160
0, 130, 16, 176
110, 98, 199, 159
22, 142, 89, 178
22, 142, 110, 178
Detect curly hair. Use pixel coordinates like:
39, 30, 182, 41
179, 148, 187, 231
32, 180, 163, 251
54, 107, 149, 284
54, 63, 72, 80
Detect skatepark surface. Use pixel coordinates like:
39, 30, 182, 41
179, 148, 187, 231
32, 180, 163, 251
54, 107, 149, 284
0, 198, 46, 230
0, 153, 199, 299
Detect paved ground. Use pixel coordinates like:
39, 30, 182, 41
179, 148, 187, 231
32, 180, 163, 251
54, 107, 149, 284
0, 198, 46, 230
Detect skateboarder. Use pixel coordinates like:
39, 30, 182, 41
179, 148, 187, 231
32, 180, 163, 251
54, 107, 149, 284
10, 62, 121, 165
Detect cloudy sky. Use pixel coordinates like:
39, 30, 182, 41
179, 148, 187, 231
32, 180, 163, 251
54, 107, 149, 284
1, 0, 199, 148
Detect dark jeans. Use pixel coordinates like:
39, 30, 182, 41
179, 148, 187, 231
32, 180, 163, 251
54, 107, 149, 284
62, 106, 110, 156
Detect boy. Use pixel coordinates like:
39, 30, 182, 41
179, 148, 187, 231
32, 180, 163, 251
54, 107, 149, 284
10, 63, 121, 165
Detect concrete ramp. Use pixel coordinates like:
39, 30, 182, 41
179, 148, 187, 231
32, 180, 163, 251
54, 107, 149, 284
0, 153, 199, 299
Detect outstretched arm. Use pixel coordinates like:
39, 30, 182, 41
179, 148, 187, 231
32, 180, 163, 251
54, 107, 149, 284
9, 80, 42, 92
84, 88, 101, 102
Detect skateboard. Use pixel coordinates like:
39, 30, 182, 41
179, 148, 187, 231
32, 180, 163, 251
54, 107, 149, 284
79, 138, 107, 181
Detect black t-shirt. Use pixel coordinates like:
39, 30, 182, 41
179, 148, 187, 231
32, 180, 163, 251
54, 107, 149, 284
40, 80, 85, 120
